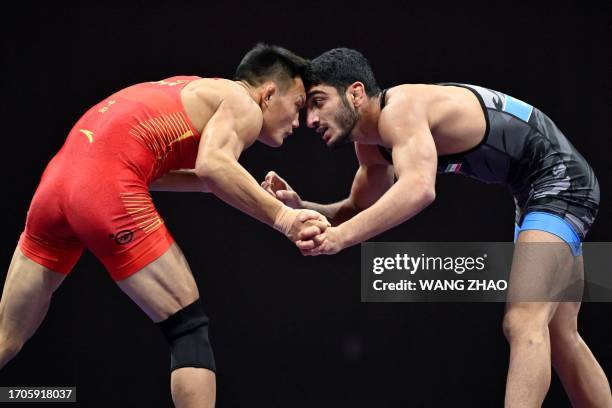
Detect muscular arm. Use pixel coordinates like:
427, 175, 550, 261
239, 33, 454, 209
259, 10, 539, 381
337, 100, 437, 248
303, 95, 437, 254
194, 97, 285, 226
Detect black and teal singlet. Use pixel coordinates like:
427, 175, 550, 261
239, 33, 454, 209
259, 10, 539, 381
378, 83, 600, 239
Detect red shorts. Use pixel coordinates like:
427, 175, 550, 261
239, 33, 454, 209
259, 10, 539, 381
19, 77, 201, 281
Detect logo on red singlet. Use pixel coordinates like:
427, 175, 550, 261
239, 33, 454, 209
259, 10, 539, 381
79, 129, 94, 143
109, 230, 134, 245
98, 99, 116, 114
149, 79, 189, 87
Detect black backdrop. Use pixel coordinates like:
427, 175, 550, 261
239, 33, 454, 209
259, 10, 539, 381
1, 3, 610, 407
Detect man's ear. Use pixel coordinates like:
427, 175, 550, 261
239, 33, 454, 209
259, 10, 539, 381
347, 81, 367, 108
260, 81, 278, 109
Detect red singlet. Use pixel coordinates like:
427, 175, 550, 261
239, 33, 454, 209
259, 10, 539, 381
19, 76, 202, 280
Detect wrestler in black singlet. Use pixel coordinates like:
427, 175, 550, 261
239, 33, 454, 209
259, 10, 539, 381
377, 83, 599, 239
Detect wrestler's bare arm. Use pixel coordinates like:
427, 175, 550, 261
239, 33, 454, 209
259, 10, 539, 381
333, 97, 437, 247
194, 90, 327, 243
301, 95, 437, 255
194, 92, 283, 222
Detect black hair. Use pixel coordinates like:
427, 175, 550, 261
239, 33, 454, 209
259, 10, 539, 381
234, 43, 308, 92
304, 48, 381, 97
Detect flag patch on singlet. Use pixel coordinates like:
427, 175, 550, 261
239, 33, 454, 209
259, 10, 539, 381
444, 163, 462, 173
503, 95, 533, 122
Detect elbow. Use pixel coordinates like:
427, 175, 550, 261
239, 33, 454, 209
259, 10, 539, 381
421, 186, 436, 206
398, 175, 436, 207
194, 152, 225, 185
193, 168, 212, 192
406, 178, 435, 208
194, 163, 211, 181
194, 163, 212, 183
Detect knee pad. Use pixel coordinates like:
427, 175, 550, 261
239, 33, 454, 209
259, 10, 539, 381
156, 298, 216, 373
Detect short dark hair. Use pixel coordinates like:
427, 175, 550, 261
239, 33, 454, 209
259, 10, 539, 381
304, 48, 381, 97
234, 43, 308, 92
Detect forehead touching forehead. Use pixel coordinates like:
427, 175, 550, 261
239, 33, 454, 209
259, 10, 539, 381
279, 76, 306, 106
287, 76, 305, 96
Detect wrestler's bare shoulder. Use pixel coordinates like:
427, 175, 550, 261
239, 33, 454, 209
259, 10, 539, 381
181, 78, 259, 132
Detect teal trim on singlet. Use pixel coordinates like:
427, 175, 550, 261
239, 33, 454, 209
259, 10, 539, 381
514, 211, 582, 256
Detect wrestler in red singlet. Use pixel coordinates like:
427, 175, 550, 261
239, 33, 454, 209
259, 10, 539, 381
19, 76, 202, 280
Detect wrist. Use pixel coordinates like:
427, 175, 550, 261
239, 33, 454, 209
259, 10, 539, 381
335, 223, 353, 249
273, 204, 294, 236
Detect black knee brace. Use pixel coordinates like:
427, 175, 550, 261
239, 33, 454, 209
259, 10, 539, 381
156, 298, 216, 372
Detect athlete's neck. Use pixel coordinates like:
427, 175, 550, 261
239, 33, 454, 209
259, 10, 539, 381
350, 94, 383, 144
235, 80, 262, 105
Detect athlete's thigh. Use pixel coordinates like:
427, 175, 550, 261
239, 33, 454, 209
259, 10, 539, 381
508, 229, 577, 304
115, 242, 199, 322
63, 162, 199, 321
0, 247, 66, 341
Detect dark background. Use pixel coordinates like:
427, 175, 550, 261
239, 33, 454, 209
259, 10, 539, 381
1, 2, 610, 407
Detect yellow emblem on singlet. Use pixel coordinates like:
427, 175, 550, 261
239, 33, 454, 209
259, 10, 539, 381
128, 112, 195, 160
79, 129, 94, 143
